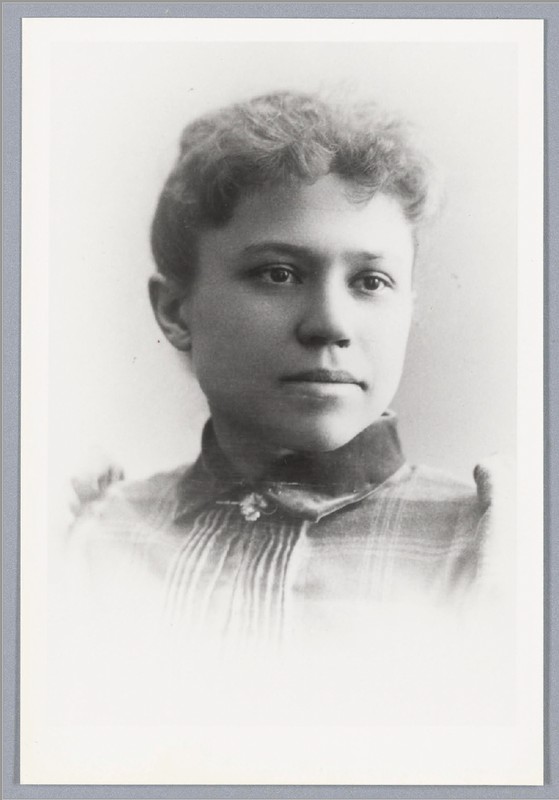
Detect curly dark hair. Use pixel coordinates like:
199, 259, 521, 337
151, 91, 436, 284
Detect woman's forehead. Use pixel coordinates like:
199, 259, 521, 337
198, 175, 415, 265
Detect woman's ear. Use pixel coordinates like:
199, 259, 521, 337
148, 274, 192, 352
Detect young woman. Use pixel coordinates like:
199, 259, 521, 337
68, 91, 503, 671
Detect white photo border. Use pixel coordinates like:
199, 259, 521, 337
3, 2, 556, 797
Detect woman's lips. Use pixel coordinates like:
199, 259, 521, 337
281, 369, 365, 388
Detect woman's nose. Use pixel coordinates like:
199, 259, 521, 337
295, 283, 353, 349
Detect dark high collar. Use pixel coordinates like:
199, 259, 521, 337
201, 411, 404, 495
175, 413, 406, 522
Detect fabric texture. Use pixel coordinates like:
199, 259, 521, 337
68, 412, 492, 652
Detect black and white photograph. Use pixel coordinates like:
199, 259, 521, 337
18, 16, 543, 786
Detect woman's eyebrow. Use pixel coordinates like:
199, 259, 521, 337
347, 250, 384, 263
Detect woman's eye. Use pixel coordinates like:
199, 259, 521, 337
257, 266, 299, 285
354, 274, 390, 293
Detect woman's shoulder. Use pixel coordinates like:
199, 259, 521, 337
402, 455, 511, 514
406, 463, 482, 503
68, 459, 194, 542
383, 456, 510, 560
63, 461, 200, 596
385, 456, 513, 600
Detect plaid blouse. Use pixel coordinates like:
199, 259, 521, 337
68, 413, 494, 655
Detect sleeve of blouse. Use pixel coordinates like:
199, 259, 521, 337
61, 454, 127, 602
69, 457, 125, 518
472, 455, 516, 603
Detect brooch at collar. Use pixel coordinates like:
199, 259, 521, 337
239, 492, 269, 522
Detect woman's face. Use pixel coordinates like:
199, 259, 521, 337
180, 175, 415, 454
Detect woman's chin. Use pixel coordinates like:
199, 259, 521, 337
263, 418, 372, 454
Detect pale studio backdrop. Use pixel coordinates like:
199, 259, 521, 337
48, 40, 517, 485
